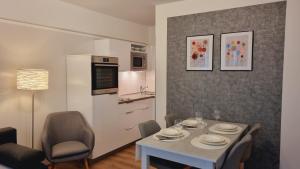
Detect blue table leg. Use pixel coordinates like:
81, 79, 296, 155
141, 148, 150, 169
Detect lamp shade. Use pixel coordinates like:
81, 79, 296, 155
17, 69, 48, 90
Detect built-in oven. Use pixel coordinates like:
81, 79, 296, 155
92, 56, 118, 95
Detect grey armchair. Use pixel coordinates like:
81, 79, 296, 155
42, 111, 95, 169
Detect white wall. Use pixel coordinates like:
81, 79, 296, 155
0, 0, 149, 44
280, 0, 300, 168
155, 0, 284, 127
0, 21, 94, 147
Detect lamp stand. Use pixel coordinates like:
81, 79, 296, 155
31, 92, 35, 149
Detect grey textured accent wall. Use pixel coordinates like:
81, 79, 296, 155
167, 2, 286, 169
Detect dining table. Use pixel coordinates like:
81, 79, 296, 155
136, 119, 248, 169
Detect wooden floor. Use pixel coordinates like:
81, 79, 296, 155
50, 144, 156, 169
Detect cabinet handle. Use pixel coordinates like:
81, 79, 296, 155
125, 125, 136, 131
139, 106, 150, 110
125, 111, 134, 114
125, 106, 150, 114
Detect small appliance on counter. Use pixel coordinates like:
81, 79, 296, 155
131, 44, 147, 71
92, 56, 118, 95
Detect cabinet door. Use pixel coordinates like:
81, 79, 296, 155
94, 39, 111, 56
94, 39, 131, 71
119, 99, 155, 142
92, 94, 124, 158
138, 99, 155, 122
120, 108, 141, 143
110, 39, 131, 71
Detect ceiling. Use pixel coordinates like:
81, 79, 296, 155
61, 0, 183, 26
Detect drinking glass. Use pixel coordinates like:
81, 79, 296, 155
174, 119, 183, 129
213, 109, 221, 121
195, 111, 203, 122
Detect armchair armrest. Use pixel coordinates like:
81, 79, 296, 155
0, 127, 17, 145
41, 127, 53, 161
81, 126, 95, 154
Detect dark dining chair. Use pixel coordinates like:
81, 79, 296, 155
139, 120, 161, 138
240, 123, 261, 169
222, 134, 252, 169
165, 113, 181, 128
42, 111, 95, 169
138, 120, 186, 169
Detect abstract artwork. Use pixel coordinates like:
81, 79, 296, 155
221, 31, 253, 70
187, 35, 214, 70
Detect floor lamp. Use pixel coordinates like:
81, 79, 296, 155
17, 69, 48, 148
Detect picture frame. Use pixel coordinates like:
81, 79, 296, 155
221, 31, 253, 71
186, 35, 214, 71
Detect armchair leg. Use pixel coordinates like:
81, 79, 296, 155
49, 163, 55, 169
84, 159, 90, 169
240, 162, 245, 169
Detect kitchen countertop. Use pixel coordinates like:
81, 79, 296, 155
118, 91, 155, 104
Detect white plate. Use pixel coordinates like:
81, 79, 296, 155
153, 130, 190, 142
215, 128, 238, 132
216, 123, 237, 130
199, 134, 226, 143
160, 128, 183, 137
182, 119, 198, 127
198, 134, 228, 146
191, 135, 231, 150
209, 125, 242, 135
199, 140, 228, 146
215, 127, 238, 132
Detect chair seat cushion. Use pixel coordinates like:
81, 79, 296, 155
0, 143, 45, 169
52, 141, 89, 159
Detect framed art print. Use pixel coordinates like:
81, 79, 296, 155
221, 31, 253, 71
187, 35, 214, 71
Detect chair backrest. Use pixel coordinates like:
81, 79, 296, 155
241, 123, 261, 162
165, 113, 180, 128
138, 120, 161, 138
248, 123, 261, 138
0, 127, 17, 144
43, 111, 88, 145
222, 134, 252, 169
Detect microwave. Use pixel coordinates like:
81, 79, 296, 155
131, 52, 147, 71
91, 56, 118, 95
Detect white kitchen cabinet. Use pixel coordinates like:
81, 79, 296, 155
95, 39, 131, 71
90, 98, 155, 158
119, 99, 155, 143
92, 94, 124, 158
91, 98, 154, 158
67, 54, 154, 158
67, 55, 93, 125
